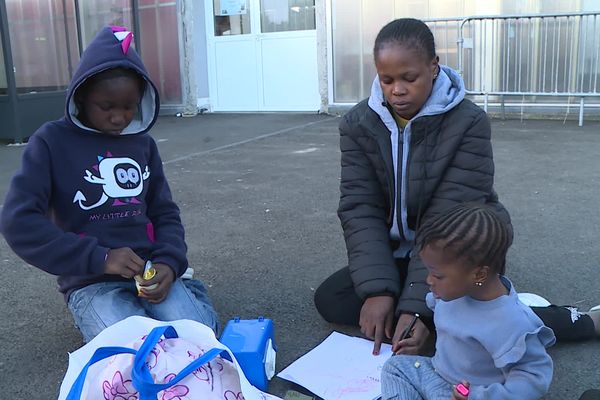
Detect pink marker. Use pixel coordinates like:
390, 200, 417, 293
456, 383, 469, 397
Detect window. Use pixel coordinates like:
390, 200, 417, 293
138, 0, 182, 104
260, 0, 315, 33
79, 0, 134, 48
78, 0, 183, 105
6, 0, 79, 93
213, 0, 251, 36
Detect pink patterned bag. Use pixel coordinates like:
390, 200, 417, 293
59, 317, 280, 400
86, 337, 243, 400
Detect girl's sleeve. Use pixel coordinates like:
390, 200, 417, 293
469, 331, 555, 400
144, 139, 188, 277
0, 134, 108, 276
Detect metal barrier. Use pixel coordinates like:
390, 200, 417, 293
457, 12, 600, 126
424, 18, 462, 68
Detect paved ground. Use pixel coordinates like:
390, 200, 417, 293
0, 113, 599, 399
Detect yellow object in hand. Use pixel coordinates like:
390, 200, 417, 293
143, 262, 156, 280
135, 260, 158, 295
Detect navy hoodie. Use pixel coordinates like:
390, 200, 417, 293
0, 26, 187, 301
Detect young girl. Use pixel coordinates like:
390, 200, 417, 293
0, 26, 217, 342
381, 204, 556, 400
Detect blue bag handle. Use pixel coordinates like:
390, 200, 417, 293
132, 325, 231, 399
66, 325, 232, 400
66, 346, 137, 400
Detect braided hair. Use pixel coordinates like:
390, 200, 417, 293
415, 204, 511, 273
373, 18, 436, 61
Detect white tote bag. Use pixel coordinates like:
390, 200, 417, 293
58, 316, 281, 400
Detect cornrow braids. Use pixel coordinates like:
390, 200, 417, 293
374, 18, 436, 61
415, 203, 511, 274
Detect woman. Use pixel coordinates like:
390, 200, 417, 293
314, 18, 598, 356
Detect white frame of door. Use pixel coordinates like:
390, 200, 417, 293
204, 0, 320, 112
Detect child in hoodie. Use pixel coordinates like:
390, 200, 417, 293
0, 26, 217, 342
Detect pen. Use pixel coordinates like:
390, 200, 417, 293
391, 313, 420, 356
399, 313, 420, 341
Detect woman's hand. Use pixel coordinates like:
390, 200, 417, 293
392, 313, 430, 354
360, 295, 395, 355
138, 263, 175, 304
104, 247, 144, 278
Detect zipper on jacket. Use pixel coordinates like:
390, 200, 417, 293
381, 143, 394, 225
399, 124, 413, 242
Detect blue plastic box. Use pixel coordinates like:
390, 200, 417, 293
220, 317, 277, 391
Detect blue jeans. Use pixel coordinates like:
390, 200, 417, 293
67, 278, 218, 342
381, 355, 452, 400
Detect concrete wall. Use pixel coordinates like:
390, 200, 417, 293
316, 0, 328, 113
192, 0, 210, 111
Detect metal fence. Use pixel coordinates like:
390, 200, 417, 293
460, 12, 600, 125
426, 12, 600, 125
425, 17, 462, 69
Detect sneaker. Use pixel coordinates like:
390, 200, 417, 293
579, 389, 600, 400
181, 267, 194, 280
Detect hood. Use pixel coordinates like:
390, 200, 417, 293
367, 64, 465, 127
366, 65, 466, 253
65, 26, 160, 135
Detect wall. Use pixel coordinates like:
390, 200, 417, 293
193, 0, 210, 110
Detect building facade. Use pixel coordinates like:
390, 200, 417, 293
1, 0, 599, 141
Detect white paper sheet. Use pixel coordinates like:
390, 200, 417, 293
277, 332, 392, 400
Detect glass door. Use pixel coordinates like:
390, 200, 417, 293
206, 0, 319, 111
207, 0, 260, 111
257, 0, 318, 110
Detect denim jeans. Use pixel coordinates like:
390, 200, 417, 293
67, 278, 218, 342
381, 355, 452, 400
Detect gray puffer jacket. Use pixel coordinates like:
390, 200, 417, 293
338, 68, 511, 318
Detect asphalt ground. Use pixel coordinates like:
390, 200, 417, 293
0, 113, 599, 399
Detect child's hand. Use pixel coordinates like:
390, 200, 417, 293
105, 247, 144, 278
138, 263, 175, 303
451, 381, 470, 400
392, 314, 430, 355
